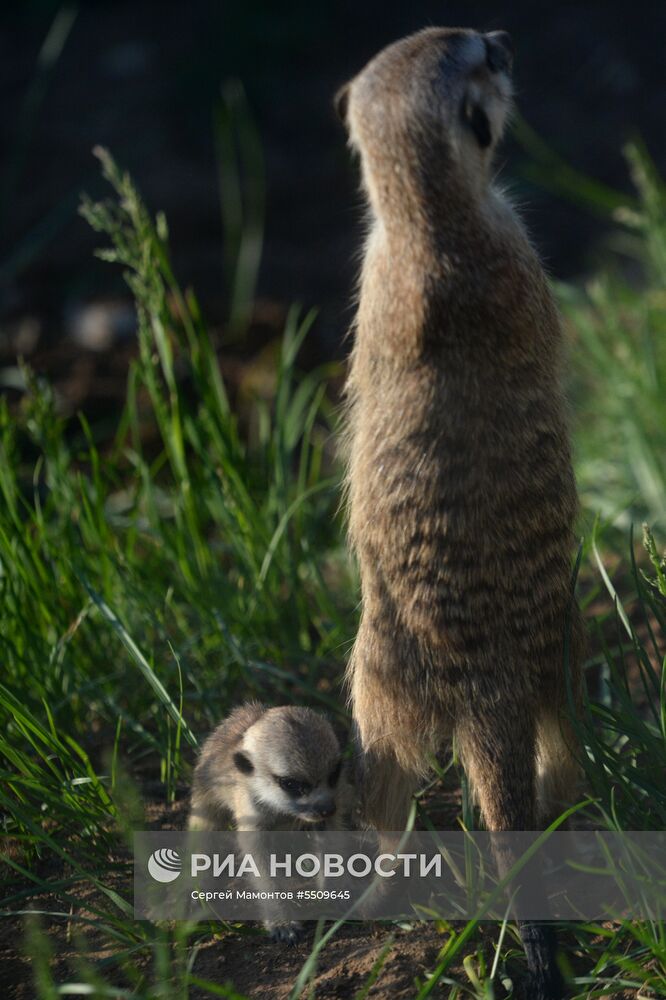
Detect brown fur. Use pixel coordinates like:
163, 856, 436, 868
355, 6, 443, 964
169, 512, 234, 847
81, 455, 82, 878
189, 703, 351, 832
188, 703, 352, 946
189, 701, 265, 830
338, 27, 585, 839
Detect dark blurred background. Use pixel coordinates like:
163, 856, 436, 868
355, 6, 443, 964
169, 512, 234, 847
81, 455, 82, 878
2, 0, 665, 414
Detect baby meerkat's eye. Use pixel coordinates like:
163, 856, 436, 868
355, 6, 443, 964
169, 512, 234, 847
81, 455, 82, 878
275, 776, 312, 798
328, 760, 342, 787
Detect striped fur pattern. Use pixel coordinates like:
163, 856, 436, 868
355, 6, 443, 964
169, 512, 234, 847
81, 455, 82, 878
338, 31, 585, 994
340, 23, 584, 831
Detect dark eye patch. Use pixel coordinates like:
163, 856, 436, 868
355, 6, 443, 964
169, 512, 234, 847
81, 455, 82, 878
461, 100, 492, 149
275, 776, 312, 798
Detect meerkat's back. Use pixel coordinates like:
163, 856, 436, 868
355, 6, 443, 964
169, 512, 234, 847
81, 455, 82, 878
337, 26, 585, 1000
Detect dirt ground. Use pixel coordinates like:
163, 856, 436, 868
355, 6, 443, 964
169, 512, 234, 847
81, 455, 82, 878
0, 787, 647, 1000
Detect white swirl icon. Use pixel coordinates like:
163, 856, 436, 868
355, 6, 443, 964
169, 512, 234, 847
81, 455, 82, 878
148, 848, 182, 883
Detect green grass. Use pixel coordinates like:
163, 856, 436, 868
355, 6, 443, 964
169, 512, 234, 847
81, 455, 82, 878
1, 146, 665, 999
560, 143, 666, 529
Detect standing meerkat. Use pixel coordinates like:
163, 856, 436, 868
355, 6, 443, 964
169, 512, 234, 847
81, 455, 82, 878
336, 27, 585, 999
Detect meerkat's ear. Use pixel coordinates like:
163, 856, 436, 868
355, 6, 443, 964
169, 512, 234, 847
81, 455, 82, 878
233, 751, 253, 775
334, 83, 350, 126
461, 97, 492, 149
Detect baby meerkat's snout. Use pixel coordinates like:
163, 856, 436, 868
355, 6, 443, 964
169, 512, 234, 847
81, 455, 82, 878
298, 799, 337, 822
484, 31, 514, 75
307, 793, 337, 820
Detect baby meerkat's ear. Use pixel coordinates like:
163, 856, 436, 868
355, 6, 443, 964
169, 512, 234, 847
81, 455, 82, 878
233, 751, 253, 775
334, 83, 350, 126
461, 96, 492, 149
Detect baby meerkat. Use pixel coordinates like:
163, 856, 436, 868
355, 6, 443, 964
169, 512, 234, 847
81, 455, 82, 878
189, 703, 351, 945
189, 702, 349, 832
337, 27, 586, 1000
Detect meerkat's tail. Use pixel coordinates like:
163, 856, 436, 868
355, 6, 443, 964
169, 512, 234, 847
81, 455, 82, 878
455, 704, 536, 830
455, 703, 565, 1000
516, 923, 564, 1000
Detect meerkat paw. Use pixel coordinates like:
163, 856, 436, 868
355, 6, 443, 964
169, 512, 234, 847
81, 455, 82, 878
265, 920, 305, 946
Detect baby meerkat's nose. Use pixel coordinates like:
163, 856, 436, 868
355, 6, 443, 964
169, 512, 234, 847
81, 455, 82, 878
316, 802, 336, 819
485, 31, 514, 74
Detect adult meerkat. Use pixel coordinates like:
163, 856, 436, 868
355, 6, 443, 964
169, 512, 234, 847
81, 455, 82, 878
337, 27, 585, 999
189, 703, 350, 943
189, 702, 349, 833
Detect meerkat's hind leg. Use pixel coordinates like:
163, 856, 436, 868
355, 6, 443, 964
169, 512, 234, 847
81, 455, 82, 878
357, 744, 419, 851
536, 709, 583, 829
349, 636, 426, 844
350, 737, 420, 917
350, 699, 421, 848
536, 658, 585, 829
